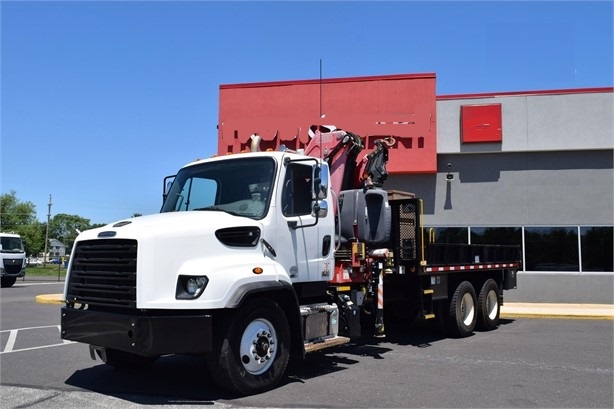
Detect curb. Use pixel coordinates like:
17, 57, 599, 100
500, 311, 614, 321
500, 311, 614, 320
34, 294, 64, 305
500, 304, 614, 320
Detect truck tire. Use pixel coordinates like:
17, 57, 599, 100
96, 348, 159, 370
207, 298, 290, 395
446, 281, 477, 338
477, 279, 500, 331
1, 277, 17, 288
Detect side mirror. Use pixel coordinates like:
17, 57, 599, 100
312, 200, 328, 218
163, 175, 176, 203
312, 163, 329, 200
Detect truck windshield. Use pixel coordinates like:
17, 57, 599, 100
0, 237, 24, 253
160, 156, 276, 220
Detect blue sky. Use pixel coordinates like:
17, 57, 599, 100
1, 1, 612, 225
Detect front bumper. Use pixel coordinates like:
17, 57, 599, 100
61, 307, 213, 355
1, 268, 26, 278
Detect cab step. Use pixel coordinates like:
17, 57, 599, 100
304, 335, 350, 353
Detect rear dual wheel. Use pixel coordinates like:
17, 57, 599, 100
446, 281, 477, 338
477, 279, 500, 331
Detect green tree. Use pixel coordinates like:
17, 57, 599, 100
49, 213, 92, 252
0, 191, 45, 255
1, 190, 37, 231
20, 222, 46, 256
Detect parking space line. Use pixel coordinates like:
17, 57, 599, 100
1, 325, 61, 332
4, 330, 17, 353
0, 341, 75, 355
0, 325, 76, 355
14, 282, 65, 286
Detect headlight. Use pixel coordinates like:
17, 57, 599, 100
176, 275, 209, 300
186, 276, 207, 295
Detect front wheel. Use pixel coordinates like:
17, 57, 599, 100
446, 281, 477, 338
207, 299, 290, 395
1, 277, 17, 288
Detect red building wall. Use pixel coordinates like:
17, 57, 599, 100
218, 73, 438, 173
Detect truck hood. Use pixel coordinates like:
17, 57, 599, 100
69, 211, 280, 309
77, 211, 262, 241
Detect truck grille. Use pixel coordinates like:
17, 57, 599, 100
65, 239, 137, 309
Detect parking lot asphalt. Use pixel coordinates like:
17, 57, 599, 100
34, 292, 614, 319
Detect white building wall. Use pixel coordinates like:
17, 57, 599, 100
437, 90, 613, 153
389, 89, 614, 303
388, 151, 613, 226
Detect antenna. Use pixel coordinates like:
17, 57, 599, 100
319, 58, 323, 118
319, 59, 323, 159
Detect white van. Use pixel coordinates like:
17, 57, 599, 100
1, 233, 26, 287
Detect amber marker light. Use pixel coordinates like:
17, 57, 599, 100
252, 267, 264, 275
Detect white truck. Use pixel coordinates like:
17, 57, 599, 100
1, 232, 26, 287
61, 128, 520, 395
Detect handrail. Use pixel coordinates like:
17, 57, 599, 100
332, 189, 341, 252
429, 227, 435, 243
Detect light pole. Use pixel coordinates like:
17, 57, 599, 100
43, 194, 51, 267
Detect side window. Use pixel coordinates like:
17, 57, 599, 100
186, 178, 217, 210
174, 177, 217, 211
282, 164, 313, 217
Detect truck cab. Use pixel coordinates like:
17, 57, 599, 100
61, 150, 338, 395
1, 232, 26, 287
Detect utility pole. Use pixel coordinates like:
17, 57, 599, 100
43, 194, 52, 267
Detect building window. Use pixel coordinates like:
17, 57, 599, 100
470, 227, 522, 246
580, 226, 613, 272
524, 227, 579, 271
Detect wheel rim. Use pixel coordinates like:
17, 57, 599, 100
460, 292, 476, 326
486, 289, 499, 320
239, 318, 277, 375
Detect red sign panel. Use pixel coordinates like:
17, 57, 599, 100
461, 104, 503, 143
218, 73, 438, 173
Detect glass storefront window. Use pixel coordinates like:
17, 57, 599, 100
580, 226, 613, 272
470, 227, 522, 246
524, 227, 579, 271
426, 225, 611, 273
